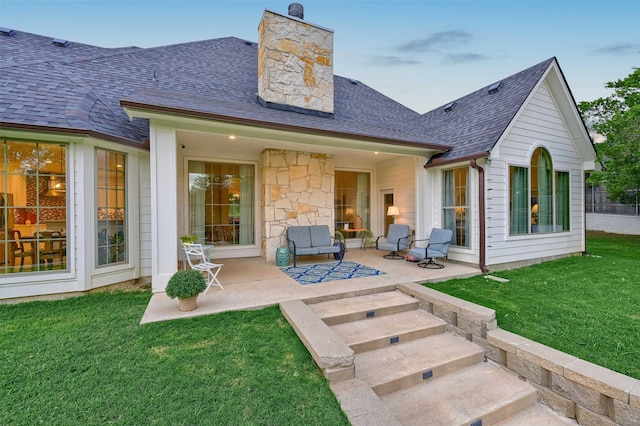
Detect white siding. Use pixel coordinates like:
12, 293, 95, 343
375, 156, 419, 237
486, 82, 586, 267
424, 163, 480, 265
0, 135, 151, 300
138, 155, 152, 277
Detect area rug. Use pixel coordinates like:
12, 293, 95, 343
281, 261, 386, 285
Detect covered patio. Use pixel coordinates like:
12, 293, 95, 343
140, 248, 480, 324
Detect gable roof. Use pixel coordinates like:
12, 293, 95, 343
416, 58, 556, 166
0, 30, 449, 151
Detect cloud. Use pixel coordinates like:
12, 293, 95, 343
442, 53, 489, 64
589, 43, 639, 56
398, 30, 472, 52
367, 56, 422, 66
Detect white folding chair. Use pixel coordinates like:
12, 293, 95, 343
182, 243, 224, 294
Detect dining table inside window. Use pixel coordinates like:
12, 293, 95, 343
24, 230, 67, 270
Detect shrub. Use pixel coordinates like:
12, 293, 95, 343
165, 270, 207, 299
179, 235, 198, 243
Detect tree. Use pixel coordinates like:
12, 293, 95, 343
579, 68, 640, 204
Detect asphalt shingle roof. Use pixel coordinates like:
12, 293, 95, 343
414, 58, 555, 164
1, 29, 558, 159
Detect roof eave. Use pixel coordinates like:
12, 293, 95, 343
0, 121, 149, 150
424, 152, 491, 169
120, 100, 451, 151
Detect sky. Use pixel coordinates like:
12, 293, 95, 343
1, 0, 639, 113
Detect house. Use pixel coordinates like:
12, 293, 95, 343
0, 4, 596, 299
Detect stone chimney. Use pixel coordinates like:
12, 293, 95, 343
257, 3, 334, 117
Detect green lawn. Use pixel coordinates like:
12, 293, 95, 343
2, 232, 637, 424
425, 231, 640, 380
0, 293, 349, 426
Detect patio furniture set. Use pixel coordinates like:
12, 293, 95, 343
178, 225, 453, 296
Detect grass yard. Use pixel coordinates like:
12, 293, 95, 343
426, 232, 640, 380
0, 292, 349, 426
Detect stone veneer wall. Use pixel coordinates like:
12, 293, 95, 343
398, 282, 640, 426
258, 9, 334, 115
261, 149, 334, 261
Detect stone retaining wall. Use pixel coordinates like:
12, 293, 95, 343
399, 282, 640, 425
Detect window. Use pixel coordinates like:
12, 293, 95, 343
0, 140, 68, 274
531, 148, 553, 233
556, 171, 570, 231
187, 161, 255, 245
443, 167, 469, 247
509, 166, 529, 235
509, 147, 570, 235
335, 171, 370, 233
97, 149, 126, 266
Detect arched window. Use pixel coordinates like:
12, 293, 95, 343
531, 147, 552, 233
509, 147, 570, 235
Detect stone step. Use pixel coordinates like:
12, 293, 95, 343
308, 290, 419, 326
381, 363, 538, 426
495, 403, 578, 425
331, 309, 447, 353
356, 333, 485, 396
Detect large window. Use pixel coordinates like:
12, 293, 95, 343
443, 167, 469, 247
0, 140, 67, 274
509, 147, 570, 235
187, 161, 255, 245
335, 171, 370, 235
97, 149, 126, 266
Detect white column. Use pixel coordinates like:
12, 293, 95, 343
150, 126, 178, 292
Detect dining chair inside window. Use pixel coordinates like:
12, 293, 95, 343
10, 230, 35, 271
182, 243, 224, 294
36, 231, 65, 269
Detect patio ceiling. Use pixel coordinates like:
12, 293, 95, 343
176, 123, 440, 168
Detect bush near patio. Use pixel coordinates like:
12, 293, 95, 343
0, 292, 348, 426
425, 231, 640, 380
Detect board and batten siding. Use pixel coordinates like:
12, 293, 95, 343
486, 81, 585, 267
374, 156, 420, 237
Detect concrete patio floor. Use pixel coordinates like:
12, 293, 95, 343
140, 249, 481, 324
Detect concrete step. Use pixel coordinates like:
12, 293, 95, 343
356, 332, 485, 396
495, 403, 578, 425
331, 309, 447, 353
308, 290, 419, 325
381, 362, 538, 426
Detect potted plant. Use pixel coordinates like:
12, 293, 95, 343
179, 234, 198, 244
165, 270, 207, 311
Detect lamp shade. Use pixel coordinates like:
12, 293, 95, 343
386, 206, 399, 216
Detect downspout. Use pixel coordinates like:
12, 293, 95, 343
470, 159, 489, 274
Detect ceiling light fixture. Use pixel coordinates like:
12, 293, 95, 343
43, 146, 66, 197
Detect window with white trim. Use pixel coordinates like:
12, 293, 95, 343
97, 149, 127, 266
509, 147, 570, 235
443, 167, 469, 247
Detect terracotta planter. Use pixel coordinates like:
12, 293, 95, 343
178, 295, 198, 312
